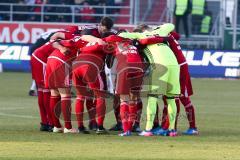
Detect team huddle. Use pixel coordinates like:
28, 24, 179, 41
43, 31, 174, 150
30, 17, 198, 137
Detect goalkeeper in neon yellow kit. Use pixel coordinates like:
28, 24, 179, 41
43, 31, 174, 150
119, 23, 180, 136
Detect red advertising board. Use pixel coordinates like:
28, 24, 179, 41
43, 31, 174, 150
0, 22, 135, 44
0, 22, 71, 44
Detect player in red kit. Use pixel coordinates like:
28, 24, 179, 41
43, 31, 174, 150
29, 30, 60, 96
104, 34, 172, 136
31, 27, 78, 132
48, 35, 105, 133
166, 32, 198, 135
45, 27, 81, 134
59, 35, 108, 134
103, 34, 146, 136
31, 41, 56, 132
72, 33, 146, 135
80, 16, 115, 131
107, 32, 172, 133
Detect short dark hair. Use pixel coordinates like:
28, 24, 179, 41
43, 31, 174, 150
135, 24, 150, 32
100, 17, 114, 30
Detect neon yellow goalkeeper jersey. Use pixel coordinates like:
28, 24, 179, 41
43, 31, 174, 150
119, 23, 178, 66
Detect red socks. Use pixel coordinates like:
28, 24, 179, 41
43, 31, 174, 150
61, 97, 72, 129
75, 96, 85, 128
37, 88, 48, 125
180, 96, 196, 129
161, 96, 169, 130
128, 101, 137, 129
86, 98, 97, 125
120, 101, 138, 132
175, 98, 181, 130
161, 96, 197, 129
75, 96, 105, 128
96, 98, 106, 126
43, 89, 52, 126
50, 96, 61, 128
120, 101, 129, 132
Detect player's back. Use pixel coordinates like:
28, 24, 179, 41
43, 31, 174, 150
80, 42, 106, 61
142, 31, 178, 66
33, 42, 55, 63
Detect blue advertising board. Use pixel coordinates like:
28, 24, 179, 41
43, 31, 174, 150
0, 43, 31, 72
182, 50, 240, 78
0, 44, 239, 78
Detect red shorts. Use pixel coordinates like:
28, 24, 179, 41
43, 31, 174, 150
115, 55, 145, 95
180, 64, 193, 97
31, 54, 46, 88
115, 67, 144, 95
72, 63, 104, 98
45, 57, 71, 89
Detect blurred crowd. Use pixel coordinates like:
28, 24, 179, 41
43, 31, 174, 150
0, 0, 123, 23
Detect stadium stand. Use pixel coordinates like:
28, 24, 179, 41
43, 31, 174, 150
139, 0, 168, 24
0, 0, 239, 49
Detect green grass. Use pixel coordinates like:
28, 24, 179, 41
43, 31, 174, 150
0, 72, 240, 160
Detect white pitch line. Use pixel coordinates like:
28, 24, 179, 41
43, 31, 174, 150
0, 112, 38, 119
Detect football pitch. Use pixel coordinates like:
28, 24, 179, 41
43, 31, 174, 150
0, 72, 239, 160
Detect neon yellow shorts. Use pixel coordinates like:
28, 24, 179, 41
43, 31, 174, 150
145, 64, 180, 96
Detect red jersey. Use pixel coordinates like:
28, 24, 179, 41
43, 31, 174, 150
77, 42, 107, 73
33, 42, 55, 63
138, 36, 167, 45
33, 31, 75, 63
104, 35, 144, 72
168, 32, 186, 65
70, 40, 107, 72
115, 43, 140, 62
49, 35, 87, 62
137, 33, 186, 65
104, 35, 141, 62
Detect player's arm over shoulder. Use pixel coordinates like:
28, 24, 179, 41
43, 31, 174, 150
80, 35, 105, 45
139, 36, 168, 45
50, 31, 73, 41
118, 32, 142, 39
153, 23, 175, 36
